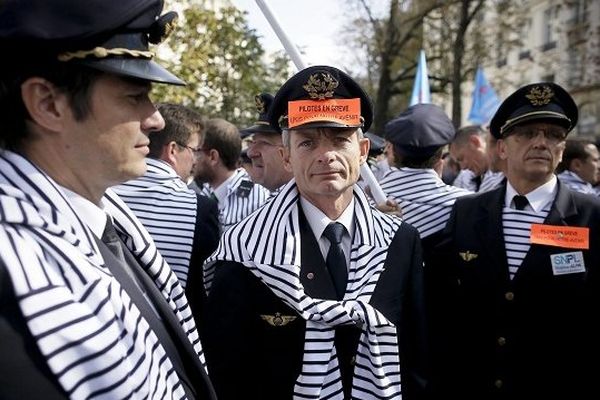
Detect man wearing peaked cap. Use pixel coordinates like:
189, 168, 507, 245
489, 82, 578, 139
428, 82, 600, 399
203, 65, 427, 400
0, 1, 216, 399
380, 103, 471, 253
242, 93, 293, 192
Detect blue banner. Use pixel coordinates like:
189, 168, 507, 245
468, 66, 501, 125
409, 50, 431, 106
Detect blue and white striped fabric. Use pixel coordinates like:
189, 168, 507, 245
113, 158, 197, 288
0, 150, 204, 399
478, 170, 505, 193
452, 168, 479, 191
206, 180, 403, 400
502, 206, 550, 279
380, 168, 472, 238
557, 170, 597, 196
200, 168, 269, 232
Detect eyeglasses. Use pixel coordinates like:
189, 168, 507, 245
177, 143, 208, 155
506, 126, 567, 142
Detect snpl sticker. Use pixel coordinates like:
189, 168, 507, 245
550, 251, 585, 275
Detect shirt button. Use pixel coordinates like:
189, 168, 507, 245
350, 356, 356, 365
497, 336, 506, 346
505, 291, 514, 301
306, 272, 315, 280
494, 379, 503, 389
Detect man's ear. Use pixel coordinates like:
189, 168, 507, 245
162, 141, 179, 165
498, 139, 508, 160
359, 136, 370, 165
20, 77, 71, 132
469, 134, 483, 149
571, 158, 583, 173
279, 146, 292, 172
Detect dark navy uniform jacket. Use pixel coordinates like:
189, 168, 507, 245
428, 181, 600, 400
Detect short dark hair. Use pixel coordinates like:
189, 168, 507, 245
203, 118, 241, 170
393, 145, 445, 169
453, 125, 485, 147
148, 103, 204, 158
556, 138, 595, 173
0, 59, 101, 150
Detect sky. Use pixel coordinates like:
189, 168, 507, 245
229, 0, 370, 71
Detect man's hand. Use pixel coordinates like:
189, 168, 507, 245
375, 198, 402, 217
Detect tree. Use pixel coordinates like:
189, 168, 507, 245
342, 0, 522, 130
153, 3, 292, 127
424, 0, 487, 126
343, 0, 448, 134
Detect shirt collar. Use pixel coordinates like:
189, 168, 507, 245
300, 196, 355, 241
60, 186, 108, 239
505, 175, 557, 212
212, 172, 237, 204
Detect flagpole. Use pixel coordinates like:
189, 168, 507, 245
254, 0, 388, 205
254, 0, 306, 70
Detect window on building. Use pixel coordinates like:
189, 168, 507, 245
567, 48, 583, 87
519, 18, 532, 60
541, 74, 555, 83
570, 0, 589, 24
496, 30, 507, 67
542, 7, 557, 51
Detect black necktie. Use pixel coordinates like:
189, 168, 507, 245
102, 217, 126, 263
101, 217, 145, 289
323, 222, 348, 300
513, 195, 529, 210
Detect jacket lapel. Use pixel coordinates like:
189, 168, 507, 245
544, 180, 578, 224
475, 185, 511, 282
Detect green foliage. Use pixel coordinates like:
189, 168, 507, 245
153, 5, 292, 127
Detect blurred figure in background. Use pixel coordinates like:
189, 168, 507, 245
556, 138, 600, 196
114, 103, 220, 289
192, 118, 269, 231
242, 93, 293, 193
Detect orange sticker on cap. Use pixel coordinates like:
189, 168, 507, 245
287, 98, 361, 129
530, 224, 589, 249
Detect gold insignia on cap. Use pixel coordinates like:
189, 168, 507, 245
525, 85, 554, 106
148, 11, 179, 44
255, 95, 266, 114
260, 312, 297, 327
459, 251, 478, 262
303, 72, 339, 100
163, 17, 177, 40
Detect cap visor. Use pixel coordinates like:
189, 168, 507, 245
287, 120, 362, 130
240, 124, 280, 138
503, 112, 571, 134
77, 58, 185, 86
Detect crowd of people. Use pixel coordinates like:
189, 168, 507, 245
1, 1, 598, 399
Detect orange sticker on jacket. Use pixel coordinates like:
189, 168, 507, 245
530, 224, 589, 249
287, 98, 361, 129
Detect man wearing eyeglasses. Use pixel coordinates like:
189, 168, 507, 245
428, 82, 600, 399
192, 118, 270, 232
114, 103, 220, 290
